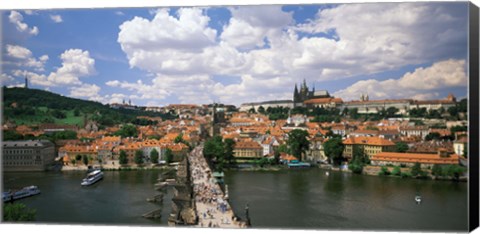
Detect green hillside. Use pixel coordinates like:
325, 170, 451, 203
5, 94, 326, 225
2, 87, 175, 127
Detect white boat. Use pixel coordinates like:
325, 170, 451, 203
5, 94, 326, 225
2, 185, 41, 202
415, 195, 422, 204
81, 169, 104, 186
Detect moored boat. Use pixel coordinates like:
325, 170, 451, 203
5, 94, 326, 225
81, 169, 104, 186
2, 185, 41, 202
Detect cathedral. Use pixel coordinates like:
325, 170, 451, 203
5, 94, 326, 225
293, 79, 330, 107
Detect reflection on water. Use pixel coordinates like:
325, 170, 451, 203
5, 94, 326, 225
224, 168, 468, 232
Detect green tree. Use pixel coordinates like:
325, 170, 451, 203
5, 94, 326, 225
348, 159, 364, 174
174, 133, 184, 144
425, 132, 441, 141
395, 142, 409, 153
82, 155, 89, 166
119, 150, 128, 165
258, 106, 266, 114
224, 138, 236, 165
114, 124, 138, 138
73, 108, 81, 117
391, 166, 401, 176
378, 166, 391, 176
411, 162, 422, 177
165, 148, 174, 164
277, 144, 289, 154
274, 150, 281, 165
286, 129, 310, 161
134, 150, 144, 165
3, 203, 36, 221
75, 154, 82, 161
203, 136, 224, 161
350, 108, 359, 119
323, 137, 344, 165
386, 107, 399, 117
431, 164, 442, 176
70, 159, 76, 165
150, 148, 159, 164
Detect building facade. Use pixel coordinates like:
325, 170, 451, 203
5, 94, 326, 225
3, 140, 55, 171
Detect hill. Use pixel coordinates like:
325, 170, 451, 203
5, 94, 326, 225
2, 87, 175, 127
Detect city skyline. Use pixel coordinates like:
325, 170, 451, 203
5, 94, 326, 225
1, 2, 469, 107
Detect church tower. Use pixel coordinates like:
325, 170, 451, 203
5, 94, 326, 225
24, 75, 28, 89
293, 84, 299, 103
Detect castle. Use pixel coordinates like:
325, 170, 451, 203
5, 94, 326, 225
293, 79, 331, 107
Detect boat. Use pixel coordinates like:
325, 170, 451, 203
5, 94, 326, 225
81, 169, 104, 186
2, 185, 41, 202
415, 195, 422, 204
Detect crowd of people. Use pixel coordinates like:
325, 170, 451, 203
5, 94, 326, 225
188, 146, 244, 228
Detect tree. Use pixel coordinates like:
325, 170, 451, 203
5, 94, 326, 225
165, 148, 173, 164
73, 108, 81, 117
378, 166, 390, 176
75, 154, 82, 161
348, 159, 364, 174
174, 133, 184, 144
395, 142, 409, 153
82, 155, 89, 166
3, 203, 36, 221
150, 148, 159, 164
286, 129, 310, 161
411, 162, 422, 177
114, 124, 138, 138
277, 144, 289, 154
224, 138, 236, 165
258, 106, 266, 114
70, 159, 76, 165
323, 137, 344, 165
391, 166, 401, 176
134, 150, 144, 165
431, 164, 442, 176
274, 150, 281, 165
119, 150, 128, 165
386, 107, 399, 117
425, 132, 441, 141
203, 136, 224, 161
350, 108, 359, 119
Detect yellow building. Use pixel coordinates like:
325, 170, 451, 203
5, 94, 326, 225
343, 136, 396, 160
233, 141, 263, 159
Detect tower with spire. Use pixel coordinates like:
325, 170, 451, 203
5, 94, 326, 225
24, 75, 28, 89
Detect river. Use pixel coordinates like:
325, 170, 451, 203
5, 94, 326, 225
3, 168, 468, 232
2, 170, 173, 226
224, 168, 468, 232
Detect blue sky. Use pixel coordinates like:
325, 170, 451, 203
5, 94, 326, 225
1, 3, 469, 107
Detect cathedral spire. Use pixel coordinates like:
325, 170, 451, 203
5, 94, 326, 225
293, 84, 299, 102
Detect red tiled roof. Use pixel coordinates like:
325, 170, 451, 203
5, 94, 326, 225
343, 136, 395, 146
372, 152, 459, 165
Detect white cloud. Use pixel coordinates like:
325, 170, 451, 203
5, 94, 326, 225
115, 11, 125, 16
333, 59, 467, 101
69, 83, 103, 102
292, 3, 467, 79
220, 6, 293, 50
5, 44, 48, 71
12, 49, 96, 87
8, 10, 39, 36
1, 73, 15, 85
23, 10, 37, 15
46, 49, 96, 86
113, 4, 467, 106
50, 14, 63, 23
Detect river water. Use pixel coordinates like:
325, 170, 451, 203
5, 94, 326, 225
224, 168, 468, 232
3, 168, 468, 232
2, 170, 173, 226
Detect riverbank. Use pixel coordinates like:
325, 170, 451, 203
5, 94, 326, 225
59, 162, 173, 172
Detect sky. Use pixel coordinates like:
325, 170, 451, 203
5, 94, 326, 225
1, 2, 469, 107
